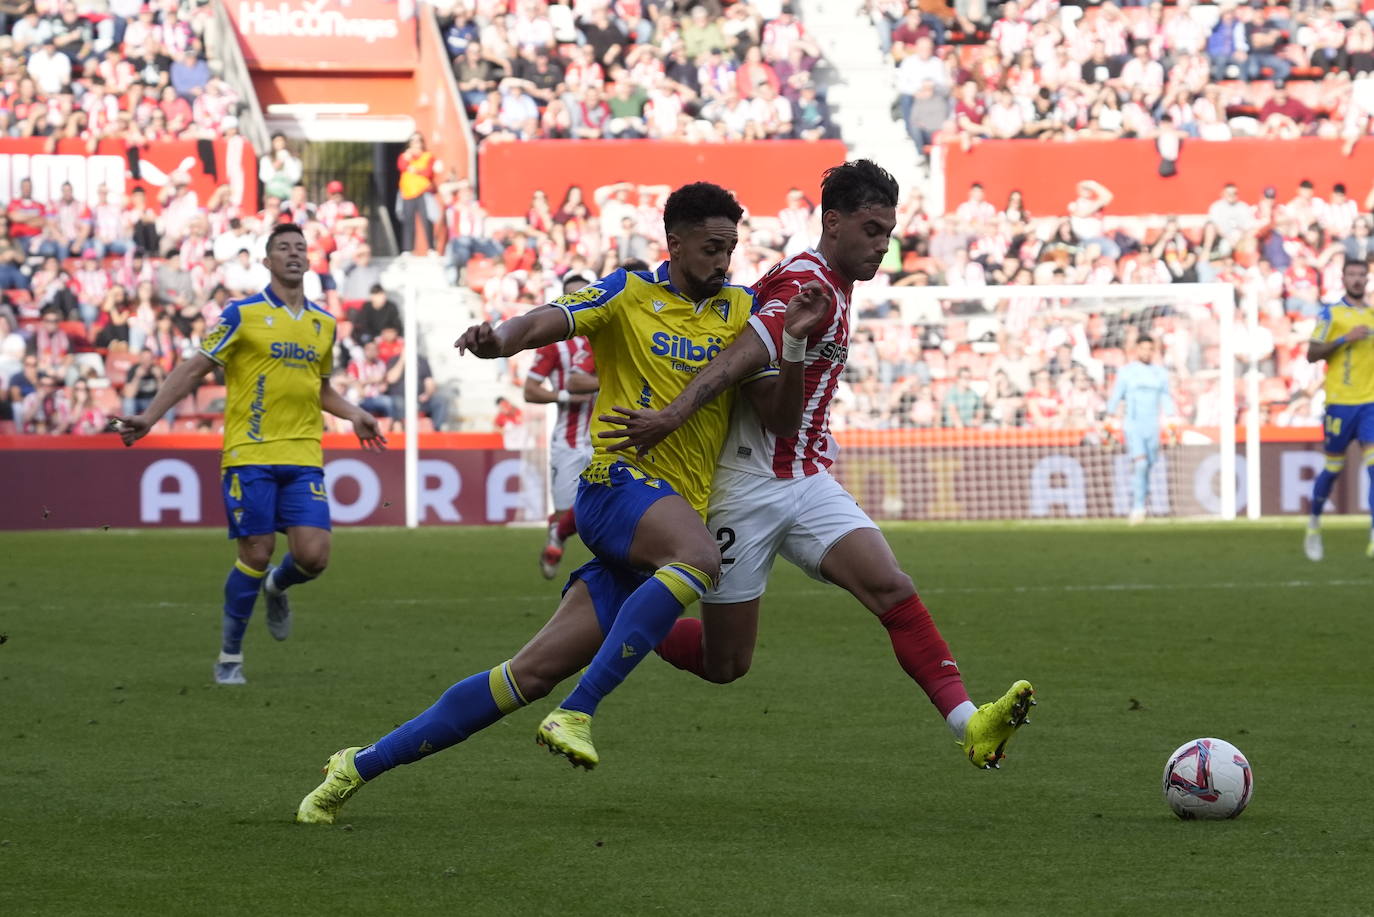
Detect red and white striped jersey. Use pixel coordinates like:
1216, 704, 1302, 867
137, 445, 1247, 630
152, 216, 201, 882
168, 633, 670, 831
718, 250, 852, 479
528, 337, 596, 449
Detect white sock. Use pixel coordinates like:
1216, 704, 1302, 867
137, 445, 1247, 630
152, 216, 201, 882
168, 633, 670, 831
946, 700, 978, 740
217, 651, 244, 664
264, 568, 282, 595
1310, 515, 1322, 530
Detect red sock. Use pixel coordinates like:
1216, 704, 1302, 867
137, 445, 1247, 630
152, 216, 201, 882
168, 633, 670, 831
878, 595, 971, 718
654, 617, 707, 678
555, 508, 578, 543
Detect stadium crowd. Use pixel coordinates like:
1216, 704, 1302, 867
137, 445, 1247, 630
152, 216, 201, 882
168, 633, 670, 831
456, 170, 1372, 436
1, 0, 1370, 440
881, 0, 1374, 160
6, 163, 1371, 436
0, 0, 240, 145
437, 0, 837, 144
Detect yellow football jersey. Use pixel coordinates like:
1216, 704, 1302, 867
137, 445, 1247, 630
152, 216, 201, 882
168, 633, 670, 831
1313, 297, 1374, 405
552, 263, 758, 516
200, 287, 336, 469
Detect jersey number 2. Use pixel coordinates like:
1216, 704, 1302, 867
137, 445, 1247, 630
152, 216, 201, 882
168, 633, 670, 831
716, 527, 736, 566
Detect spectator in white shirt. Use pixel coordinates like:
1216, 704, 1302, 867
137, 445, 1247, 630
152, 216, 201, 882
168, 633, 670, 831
27, 40, 71, 96
223, 248, 270, 295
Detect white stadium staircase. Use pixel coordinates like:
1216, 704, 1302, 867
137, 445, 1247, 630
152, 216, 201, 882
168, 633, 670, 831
794, 0, 924, 191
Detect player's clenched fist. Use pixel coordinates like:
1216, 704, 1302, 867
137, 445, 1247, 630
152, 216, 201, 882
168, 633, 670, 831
455, 322, 501, 358
784, 280, 831, 339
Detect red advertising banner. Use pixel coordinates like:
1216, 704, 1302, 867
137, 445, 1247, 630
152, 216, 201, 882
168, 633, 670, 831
477, 139, 850, 218
225, 0, 418, 72
0, 137, 259, 214
0, 435, 1359, 529
0, 443, 533, 530
833, 440, 1366, 520
940, 138, 1374, 218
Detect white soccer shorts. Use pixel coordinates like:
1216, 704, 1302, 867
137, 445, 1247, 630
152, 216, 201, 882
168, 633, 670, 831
704, 467, 878, 604
549, 442, 593, 511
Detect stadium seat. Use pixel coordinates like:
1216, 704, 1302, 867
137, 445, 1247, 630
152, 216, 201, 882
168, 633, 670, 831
0, 419, 15, 434
60, 321, 94, 352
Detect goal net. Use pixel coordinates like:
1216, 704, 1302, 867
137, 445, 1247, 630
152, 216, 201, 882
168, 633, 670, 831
832, 282, 1242, 521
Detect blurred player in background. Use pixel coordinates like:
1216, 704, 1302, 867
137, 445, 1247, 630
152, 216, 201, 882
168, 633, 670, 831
296, 183, 829, 824
524, 270, 600, 579
1304, 258, 1374, 561
114, 223, 386, 685
1106, 334, 1176, 526
601, 161, 1035, 770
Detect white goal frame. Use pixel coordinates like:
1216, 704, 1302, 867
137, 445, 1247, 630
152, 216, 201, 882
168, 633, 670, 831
841, 281, 1255, 521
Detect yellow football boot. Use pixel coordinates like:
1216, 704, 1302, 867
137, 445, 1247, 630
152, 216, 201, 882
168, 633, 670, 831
295, 746, 365, 824
535, 708, 599, 769
960, 680, 1036, 769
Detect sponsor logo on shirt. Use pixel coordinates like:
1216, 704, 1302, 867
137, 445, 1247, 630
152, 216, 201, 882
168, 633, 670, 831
650, 332, 723, 370
247, 374, 267, 442
269, 342, 320, 364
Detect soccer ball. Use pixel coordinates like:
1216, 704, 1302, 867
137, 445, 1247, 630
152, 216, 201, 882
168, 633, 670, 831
1161, 737, 1254, 820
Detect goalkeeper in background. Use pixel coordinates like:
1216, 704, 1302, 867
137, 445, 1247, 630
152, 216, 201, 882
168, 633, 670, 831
1106, 334, 1176, 525
1304, 258, 1374, 561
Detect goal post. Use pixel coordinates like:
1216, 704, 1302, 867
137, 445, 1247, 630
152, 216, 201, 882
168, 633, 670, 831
832, 281, 1249, 522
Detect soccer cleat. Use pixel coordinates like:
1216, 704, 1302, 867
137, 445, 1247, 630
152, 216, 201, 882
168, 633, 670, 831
213, 660, 246, 685
1305, 527, 1324, 562
1128, 507, 1146, 526
535, 708, 599, 769
960, 680, 1035, 769
539, 544, 564, 580
296, 747, 366, 825
263, 568, 292, 641
1365, 537, 1374, 560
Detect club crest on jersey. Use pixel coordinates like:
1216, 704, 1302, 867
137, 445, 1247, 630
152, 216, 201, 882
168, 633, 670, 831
651, 300, 666, 313
265, 315, 274, 327
312, 319, 322, 336
711, 299, 731, 322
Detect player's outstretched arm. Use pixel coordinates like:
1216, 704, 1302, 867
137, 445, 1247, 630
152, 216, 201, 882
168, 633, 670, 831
321, 378, 387, 451
603, 280, 831, 454
455, 305, 569, 359
111, 351, 216, 446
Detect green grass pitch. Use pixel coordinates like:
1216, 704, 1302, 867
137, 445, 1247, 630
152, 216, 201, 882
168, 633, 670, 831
2, 521, 1373, 916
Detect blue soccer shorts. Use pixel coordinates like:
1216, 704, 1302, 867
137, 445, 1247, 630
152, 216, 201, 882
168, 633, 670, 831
563, 559, 647, 635
221, 464, 331, 540
573, 460, 681, 568
1124, 424, 1161, 464
1321, 403, 1374, 454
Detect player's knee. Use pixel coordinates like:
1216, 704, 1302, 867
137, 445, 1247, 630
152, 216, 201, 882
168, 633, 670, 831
239, 543, 273, 570
507, 658, 562, 701
675, 546, 721, 590
295, 547, 329, 577
869, 570, 915, 612
703, 654, 752, 684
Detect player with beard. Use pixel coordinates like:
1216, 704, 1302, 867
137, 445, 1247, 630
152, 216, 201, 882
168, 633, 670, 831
295, 182, 833, 823
604, 161, 1037, 769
